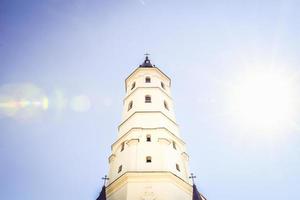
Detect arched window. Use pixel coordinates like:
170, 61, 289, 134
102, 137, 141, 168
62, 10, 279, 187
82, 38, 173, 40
161, 82, 165, 89
128, 101, 133, 111
146, 135, 151, 142
145, 76, 151, 83
131, 82, 136, 90
172, 141, 177, 150
176, 164, 180, 171
118, 165, 122, 173
121, 142, 125, 152
145, 95, 151, 103
146, 156, 152, 163
164, 101, 169, 110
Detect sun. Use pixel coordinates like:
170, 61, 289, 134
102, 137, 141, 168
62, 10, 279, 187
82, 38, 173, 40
227, 69, 298, 131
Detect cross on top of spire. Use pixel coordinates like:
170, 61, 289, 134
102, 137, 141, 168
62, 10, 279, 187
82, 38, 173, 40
101, 175, 109, 186
189, 173, 197, 184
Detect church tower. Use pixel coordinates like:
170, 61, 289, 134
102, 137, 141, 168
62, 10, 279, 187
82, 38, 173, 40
106, 56, 193, 200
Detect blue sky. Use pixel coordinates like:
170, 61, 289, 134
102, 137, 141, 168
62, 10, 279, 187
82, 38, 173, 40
1, 0, 300, 199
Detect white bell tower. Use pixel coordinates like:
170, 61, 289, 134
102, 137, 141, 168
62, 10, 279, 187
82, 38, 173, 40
106, 56, 193, 200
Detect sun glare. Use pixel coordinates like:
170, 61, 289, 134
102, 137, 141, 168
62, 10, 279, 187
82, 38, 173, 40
227, 69, 298, 131
0, 83, 49, 120
70, 95, 91, 112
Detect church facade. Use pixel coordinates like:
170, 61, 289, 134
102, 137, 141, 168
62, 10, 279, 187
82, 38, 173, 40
105, 56, 199, 200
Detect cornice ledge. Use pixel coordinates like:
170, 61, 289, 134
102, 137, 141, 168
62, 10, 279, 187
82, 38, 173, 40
106, 171, 192, 197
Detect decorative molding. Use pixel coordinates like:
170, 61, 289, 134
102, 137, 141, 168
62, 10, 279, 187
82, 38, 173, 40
125, 67, 171, 90
111, 127, 186, 150
118, 111, 178, 131
108, 154, 116, 163
126, 138, 139, 146
141, 186, 156, 200
158, 137, 171, 145
181, 152, 189, 161
123, 86, 173, 104
106, 171, 192, 197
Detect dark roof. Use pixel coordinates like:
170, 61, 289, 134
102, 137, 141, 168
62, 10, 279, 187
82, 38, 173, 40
96, 186, 106, 200
139, 56, 153, 68
193, 184, 207, 200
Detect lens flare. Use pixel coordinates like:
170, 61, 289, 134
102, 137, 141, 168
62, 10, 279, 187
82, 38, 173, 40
42, 97, 49, 110
70, 95, 91, 112
0, 83, 49, 120
51, 89, 68, 111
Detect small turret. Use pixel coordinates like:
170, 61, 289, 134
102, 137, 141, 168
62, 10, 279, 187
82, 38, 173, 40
139, 55, 153, 68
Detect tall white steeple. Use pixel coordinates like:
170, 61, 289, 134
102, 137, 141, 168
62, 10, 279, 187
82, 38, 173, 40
106, 56, 193, 200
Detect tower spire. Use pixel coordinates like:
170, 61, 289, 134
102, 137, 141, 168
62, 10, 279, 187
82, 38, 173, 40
140, 53, 153, 67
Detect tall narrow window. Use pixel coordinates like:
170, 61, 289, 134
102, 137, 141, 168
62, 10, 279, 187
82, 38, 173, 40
118, 165, 122, 173
172, 141, 177, 150
128, 101, 133, 111
164, 101, 169, 110
176, 164, 180, 171
146, 156, 152, 163
145, 77, 151, 83
146, 135, 151, 142
145, 95, 151, 103
121, 142, 125, 152
161, 82, 165, 89
131, 82, 136, 90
